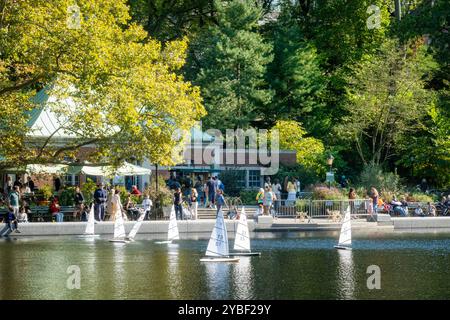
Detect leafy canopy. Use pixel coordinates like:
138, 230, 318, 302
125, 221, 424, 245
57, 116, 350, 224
0, 0, 205, 169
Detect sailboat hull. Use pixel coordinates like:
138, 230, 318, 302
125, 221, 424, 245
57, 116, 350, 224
77, 234, 100, 238
200, 257, 240, 262
155, 240, 173, 244
334, 245, 352, 250
109, 239, 130, 243
229, 252, 261, 256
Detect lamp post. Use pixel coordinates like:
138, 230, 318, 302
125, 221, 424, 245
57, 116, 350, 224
326, 154, 334, 189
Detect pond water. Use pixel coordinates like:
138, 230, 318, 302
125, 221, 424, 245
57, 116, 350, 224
1, 231, 450, 300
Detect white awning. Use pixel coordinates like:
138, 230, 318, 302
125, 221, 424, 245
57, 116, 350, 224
5, 162, 151, 177
67, 162, 151, 176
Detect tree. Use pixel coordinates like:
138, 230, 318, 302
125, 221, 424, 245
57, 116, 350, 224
186, 0, 273, 130
336, 39, 435, 166
265, 3, 326, 133
397, 103, 450, 187
127, 0, 217, 41
0, 0, 205, 170
270, 120, 325, 175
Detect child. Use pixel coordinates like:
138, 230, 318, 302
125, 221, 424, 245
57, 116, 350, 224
256, 188, 264, 216
18, 206, 28, 223
427, 202, 436, 216
6, 205, 21, 233
142, 195, 153, 220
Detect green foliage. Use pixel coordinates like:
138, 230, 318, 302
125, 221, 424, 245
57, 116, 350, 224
239, 189, 258, 205
186, 0, 273, 129
406, 193, 434, 203
265, 5, 327, 132
309, 184, 346, 200
273, 164, 321, 191
218, 169, 245, 197
128, 0, 216, 41
357, 164, 402, 194
336, 39, 435, 165
37, 185, 53, 201
0, 0, 205, 170
397, 103, 450, 188
270, 120, 325, 175
81, 178, 97, 204
59, 186, 76, 206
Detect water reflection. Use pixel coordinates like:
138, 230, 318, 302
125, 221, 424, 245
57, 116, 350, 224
204, 262, 232, 299
167, 243, 181, 299
112, 242, 127, 298
336, 249, 355, 299
232, 257, 254, 299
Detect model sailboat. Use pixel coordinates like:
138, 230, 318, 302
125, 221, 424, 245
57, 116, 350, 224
78, 205, 100, 238
126, 209, 145, 242
200, 209, 239, 262
156, 206, 179, 244
334, 206, 352, 250
109, 207, 129, 243
230, 207, 260, 256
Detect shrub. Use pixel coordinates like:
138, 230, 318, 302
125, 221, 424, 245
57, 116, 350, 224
218, 169, 245, 196
309, 184, 346, 200
59, 186, 76, 206
38, 185, 53, 201
405, 193, 434, 203
239, 189, 258, 205
358, 164, 402, 193
81, 178, 97, 204
273, 164, 321, 192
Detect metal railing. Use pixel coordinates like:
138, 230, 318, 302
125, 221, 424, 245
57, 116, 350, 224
271, 199, 444, 221
272, 199, 372, 221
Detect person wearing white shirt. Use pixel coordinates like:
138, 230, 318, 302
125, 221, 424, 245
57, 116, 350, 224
142, 195, 153, 220
271, 179, 282, 212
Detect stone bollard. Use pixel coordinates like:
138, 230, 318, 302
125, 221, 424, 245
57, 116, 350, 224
257, 215, 273, 228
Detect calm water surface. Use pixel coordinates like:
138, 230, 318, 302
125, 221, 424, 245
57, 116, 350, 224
1, 231, 450, 300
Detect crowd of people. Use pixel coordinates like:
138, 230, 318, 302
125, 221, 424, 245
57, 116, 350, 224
168, 175, 226, 220
346, 186, 450, 217
2, 172, 450, 233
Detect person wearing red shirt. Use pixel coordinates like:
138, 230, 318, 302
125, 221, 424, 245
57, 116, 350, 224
50, 197, 64, 222
131, 185, 142, 196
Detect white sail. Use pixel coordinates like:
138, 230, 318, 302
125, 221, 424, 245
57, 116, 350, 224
113, 208, 126, 239
233, 207, 251, 251
84, 205, 95, 235
127, 211, 145, 240
337, 206, 352, 247
168, 206, 180, 241
205, 209, 229, 257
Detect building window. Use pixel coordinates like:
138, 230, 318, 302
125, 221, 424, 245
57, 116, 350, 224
235, 170, 246, 188
248, 170, 261, 188
64, 174, 80, 186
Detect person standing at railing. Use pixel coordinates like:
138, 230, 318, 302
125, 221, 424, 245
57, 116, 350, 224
256, 188, 264, 216
294, 177, 301, 198
370, 187, 379, 213
263, 186, 275, 216
190, 188, 198, 220
272, 179, 282, 212
286, 178, 297, 206
348, 188, 357, 216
